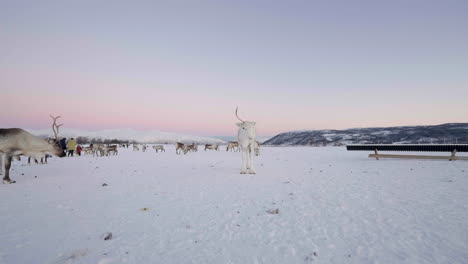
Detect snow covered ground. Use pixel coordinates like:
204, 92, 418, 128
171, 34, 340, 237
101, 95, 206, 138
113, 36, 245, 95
1, 147, 468, 264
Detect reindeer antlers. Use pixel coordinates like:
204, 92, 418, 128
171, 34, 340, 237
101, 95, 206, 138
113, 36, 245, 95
235, 107, 245, 123
50, 115, 63, 140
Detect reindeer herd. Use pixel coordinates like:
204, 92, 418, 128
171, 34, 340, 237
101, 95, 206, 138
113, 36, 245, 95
83, 144, 119, 157
0, 108, 259, 184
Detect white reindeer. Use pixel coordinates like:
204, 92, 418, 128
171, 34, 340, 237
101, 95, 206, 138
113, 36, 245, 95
83, 146, 94, 155
235, 107, 256, 174
92, 144, 105, 157
27, 154, 51, 164
153, 145, 165, 153
0, 116, 67, 183
133, 144, 140, 151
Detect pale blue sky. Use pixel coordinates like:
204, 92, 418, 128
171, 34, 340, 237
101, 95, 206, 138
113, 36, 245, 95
1, 0, 467, 136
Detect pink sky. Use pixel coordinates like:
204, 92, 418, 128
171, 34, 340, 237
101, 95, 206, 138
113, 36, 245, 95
1, 1, 467, 136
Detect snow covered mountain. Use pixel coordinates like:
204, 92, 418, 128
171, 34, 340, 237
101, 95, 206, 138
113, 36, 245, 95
263, 123, 468, 146
25, 128, 226, 144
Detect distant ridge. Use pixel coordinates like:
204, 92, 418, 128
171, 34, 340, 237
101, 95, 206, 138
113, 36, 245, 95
25, 128, 225, 144
211, 136, 272, 143
263, 123, 468, 146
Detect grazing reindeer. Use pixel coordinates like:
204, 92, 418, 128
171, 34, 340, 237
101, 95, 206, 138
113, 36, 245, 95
226, 141, 239, 152
83, 146, 94, 155
176, 142, 189, 155
204, 144, 219, 151
92, 144, 105, 157
176, 142, 184, 154
133, 144, 140, 151
153, 145, 165, 153
103, 145, 118, 156
186, 143, 198, 152
0, 116, 66, 183
235, 107, 256, 174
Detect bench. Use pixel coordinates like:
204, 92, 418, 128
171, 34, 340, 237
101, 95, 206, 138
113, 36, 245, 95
346, 144, 468, 161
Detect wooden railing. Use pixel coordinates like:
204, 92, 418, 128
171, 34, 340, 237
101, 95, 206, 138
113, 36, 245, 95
346, 144, 468, 161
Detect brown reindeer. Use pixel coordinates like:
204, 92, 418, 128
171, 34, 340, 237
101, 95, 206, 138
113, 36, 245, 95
176, 142, 189, 155
204, 144, 219, 151
226, 141, 239, 152
0, 115, 66, 184
186, 143, 198, 152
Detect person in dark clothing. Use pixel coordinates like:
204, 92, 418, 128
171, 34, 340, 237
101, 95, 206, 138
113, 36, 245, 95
76, 145, 83, 156
60, 138, 67, 152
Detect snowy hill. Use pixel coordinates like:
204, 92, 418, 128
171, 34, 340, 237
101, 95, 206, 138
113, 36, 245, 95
263, 123, 468, 146
25, 128, 226, 144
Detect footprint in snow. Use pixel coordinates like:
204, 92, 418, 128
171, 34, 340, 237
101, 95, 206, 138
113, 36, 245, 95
304, 252, 318, 262
52, 248, 89, 264
266, 208, 279, 214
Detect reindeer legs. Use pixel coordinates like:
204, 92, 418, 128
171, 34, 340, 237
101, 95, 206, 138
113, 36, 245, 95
240, 148, 248, 174
246, 144, 256, 174
2, 154, 15, 184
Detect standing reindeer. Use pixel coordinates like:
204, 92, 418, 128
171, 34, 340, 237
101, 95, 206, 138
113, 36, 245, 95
204, 144, 219, 151
83, 146, 94, 155
153, 145, 165, 153
0, 115, 66, 184
235, 107, 256, 174
226, 142, 239, 152
103, 145, 118, 156
92, 144, 105, 157
27, 154, 51, 165
186, 143, 198, 152
176, 142, 189, 155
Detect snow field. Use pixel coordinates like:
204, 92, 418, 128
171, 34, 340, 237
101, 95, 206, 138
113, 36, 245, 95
1, 146, 468, 263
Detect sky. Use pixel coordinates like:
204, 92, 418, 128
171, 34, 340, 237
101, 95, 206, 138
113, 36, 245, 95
1, 0, 467, 137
